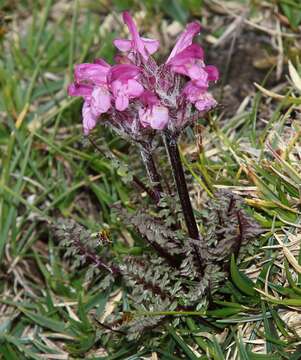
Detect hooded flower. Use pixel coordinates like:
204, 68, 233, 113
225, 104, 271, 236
166, 22, 201, 63
113, 11, 160, 61
68, 60, 112, 133
82, 101, 97, 135
164, 21, 219, 113
68, 83, 93, 98
68, 12, 218, 136
74, 61, 110, 85
166, 24, 219, 82
139, 105, 169, 130
108, 64, 144, 111
138, 90, 169, 130
183, 81, 217, 111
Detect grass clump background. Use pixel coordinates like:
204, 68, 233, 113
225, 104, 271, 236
1, 0, 301, 359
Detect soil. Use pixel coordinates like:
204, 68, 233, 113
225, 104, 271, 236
205, 30, 278, 116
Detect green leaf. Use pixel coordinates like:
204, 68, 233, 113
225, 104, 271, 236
206, 307, 242, 317
261, 301, 279, 353
20, 309, 66, 333
236, 333, 250, 360
167, 325, 199, 360
160, 0, 189, 23
247, 351, 281, 360
230, 255, 257, 297
280, 0, 301, 28
284, 259, 301, 296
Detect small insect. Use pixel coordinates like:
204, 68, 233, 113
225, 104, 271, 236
121, 311, 133, 324
97, 229, 111, 245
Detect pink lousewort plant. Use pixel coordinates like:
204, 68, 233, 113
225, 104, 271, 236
68, 12, 218, 138
68, 12, 219, 252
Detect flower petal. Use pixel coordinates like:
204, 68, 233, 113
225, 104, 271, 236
122, 11, 148, 60
68, 83, 93, 98
167, 45, 205, 79
204, 65, 219, 82
113, 39, 132, 52
195, 93, 217, 111
121, 12, 160, 60
139, 108, 148, 128
74, 63, 110, 85
150, 106, 169, 130
166, 22, 201, 63
94, 58, 111, 68
82, 101, 97, 135
108, 64, 141, 83
141, 37, 160, 54
111, 80, 122, 98
127, 79, 144, 97
91, 86, 111, 117
139, 105, 168, 130
167, 44, 204, 66
115, 95, 129, 111
183, 81, 207, 102
187, 65, 208, 82
140, 90, 158, 106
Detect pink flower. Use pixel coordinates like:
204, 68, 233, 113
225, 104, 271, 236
111, 79, 144, 111
82, 101, 97, 135
195, 93, 217, 112
68, 11, 219, 136
68, 61, 112, 133
167, 44, 204, 74
113, 11, 160, 60
204, 65, 219, 82
109, 64, 144, 111
108, 63, 141, 82
137, 90, 168, 130
68, 83, 93, 98
90, 86, 111, 117
139, 105, 169, 130
165, 22, 219, 106
166, 22, 201, 64
183, 82, 216, 112
71, 85, 111, 135
74, 61, 110, 85
139, 90, 158, 106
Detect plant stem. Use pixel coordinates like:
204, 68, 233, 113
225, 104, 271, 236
73, 237, 120, 275
136, 310, 206, 317
132, 175, 161, 204
163, 131, 203, 267
140, 147, 163, 203
163, 131, 199, 240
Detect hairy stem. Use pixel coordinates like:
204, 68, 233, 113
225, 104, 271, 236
140, 147, 163, 202
132, 175, 161, 203
163, 131, 203, 267
73, 237, 120, 275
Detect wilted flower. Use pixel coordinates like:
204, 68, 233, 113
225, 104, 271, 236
68, 11, 218, 138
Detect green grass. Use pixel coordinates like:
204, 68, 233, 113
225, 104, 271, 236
1, 0, 301, 358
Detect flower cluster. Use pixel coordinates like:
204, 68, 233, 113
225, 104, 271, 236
68, 12, 218, 137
